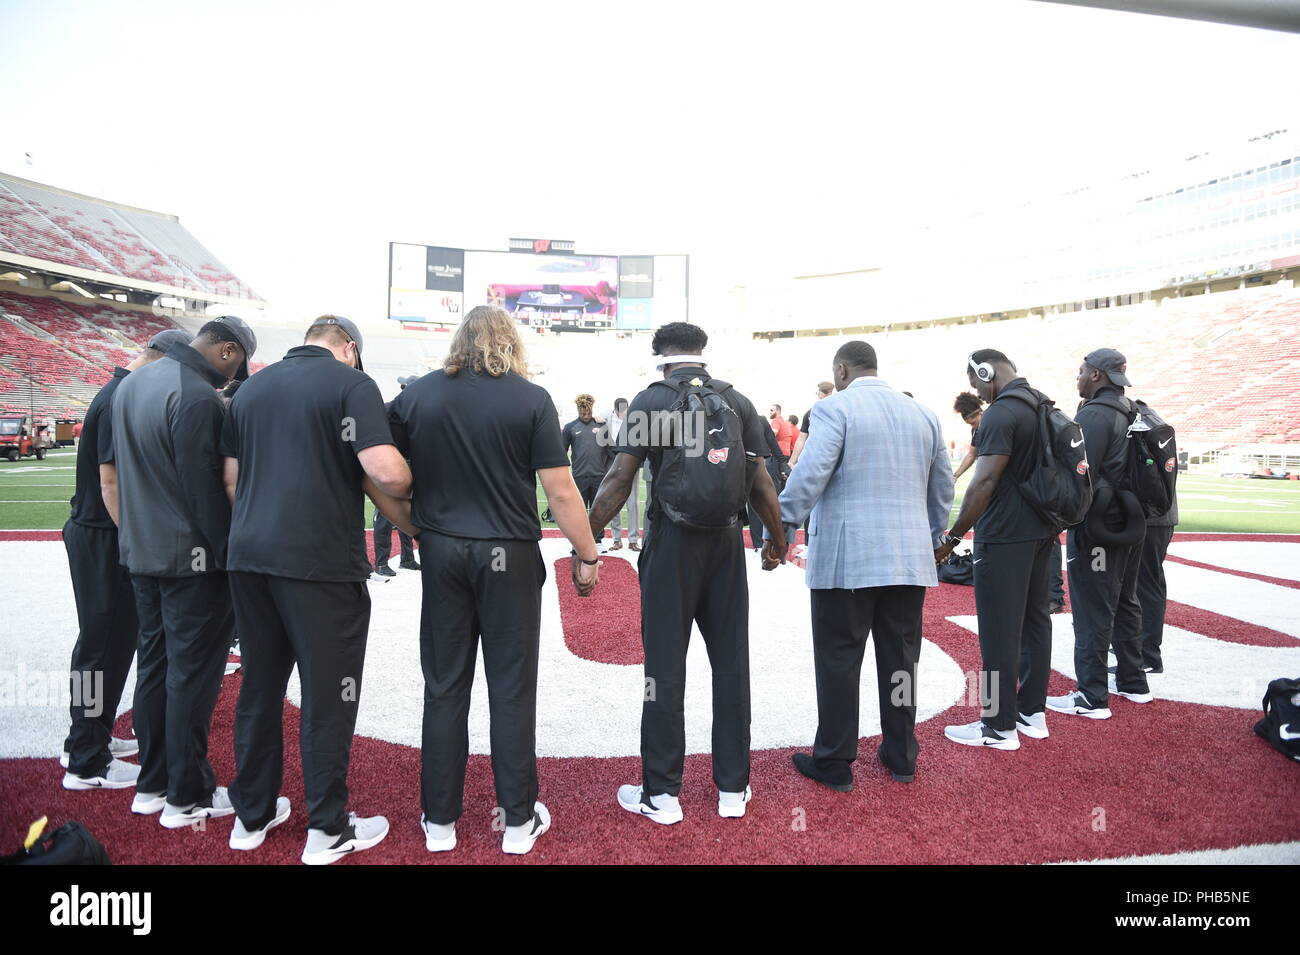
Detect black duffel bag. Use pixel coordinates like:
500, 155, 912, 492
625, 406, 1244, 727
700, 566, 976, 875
1253, 677, 1300, 764
1, 819, 110, 865
938, 551, 974, 586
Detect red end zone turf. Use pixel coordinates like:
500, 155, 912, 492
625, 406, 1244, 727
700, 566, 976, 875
1, 532, 1296, 864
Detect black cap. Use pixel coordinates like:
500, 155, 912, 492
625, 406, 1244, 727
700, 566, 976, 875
147, 329, 190, 353
1084, 347, 1132, 387
208, 315, 258, 381
309, 316, 365, 372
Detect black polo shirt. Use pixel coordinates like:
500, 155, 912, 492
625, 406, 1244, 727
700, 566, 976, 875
388, 368, 569, 541
68, 367, 128, 529
562, 417, 611, 480
800, 410, 811, 435
221, 345, 394, 582
973, 377, 1055, 544
615, 365, 770, 522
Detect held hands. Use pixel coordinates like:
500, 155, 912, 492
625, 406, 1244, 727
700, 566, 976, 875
761, 539, 785, 571
572, 551, 601, 597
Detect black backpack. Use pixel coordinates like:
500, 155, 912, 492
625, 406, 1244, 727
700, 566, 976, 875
2, 819, 110, 865
648, 376, 748, 529
1093, 395, 1177, 520
1002, 390, 1094, 532
1253, 677, 1300, 763
937, 551, 974, 585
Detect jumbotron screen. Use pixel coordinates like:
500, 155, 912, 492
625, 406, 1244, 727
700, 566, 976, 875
387, 242, 687, 332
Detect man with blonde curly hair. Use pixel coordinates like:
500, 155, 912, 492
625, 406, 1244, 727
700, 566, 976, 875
563, 393, 612, 541
384, 304, 601, 856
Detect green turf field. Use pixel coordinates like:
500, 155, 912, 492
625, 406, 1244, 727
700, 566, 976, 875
0, 448, 654, 532
1, 447, 1296, 533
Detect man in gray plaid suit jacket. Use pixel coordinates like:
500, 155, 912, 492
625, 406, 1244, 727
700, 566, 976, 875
774, 340, 954, 789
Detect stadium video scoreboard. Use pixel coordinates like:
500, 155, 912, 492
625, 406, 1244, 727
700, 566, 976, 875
387, 241, 688, 332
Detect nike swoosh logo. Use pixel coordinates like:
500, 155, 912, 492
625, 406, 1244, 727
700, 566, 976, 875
1067, 556, 1076, 563
1281, 723, 1300, 741
1070, 438, 1084, 448
1158, 438, 1172, 449
972, 558, 983, 564
708, 427, 723, 435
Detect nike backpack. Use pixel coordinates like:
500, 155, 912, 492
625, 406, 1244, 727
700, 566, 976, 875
1094, 395, 1177, 520
1002, 390, 1094, 532
648, 376, 748, 529
1253, 676, 1300, 763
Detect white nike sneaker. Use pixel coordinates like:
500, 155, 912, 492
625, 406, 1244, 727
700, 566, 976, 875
617, 784, 684, 825
62, 758, 140, 790
229, 797, 291, 850
501, 802, 551, 855
160, 785, 236, 829
421, 814, 456, 853
1016, 711, 1050, 739
1047, 691, 1113, 719
61, 736, 139, 768
301, 812, 390, 865
718, 786, 752, 818
943, 720, 1020, 750
1108, 677, 1154, 703
132, 790, 166, 814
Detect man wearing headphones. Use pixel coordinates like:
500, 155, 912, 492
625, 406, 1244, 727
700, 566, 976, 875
1047, 349, 1152, 720
934, 350, 1058, 750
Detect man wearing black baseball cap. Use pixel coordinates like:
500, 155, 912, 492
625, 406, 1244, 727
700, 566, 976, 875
102, 318, 253, 826
221, 315, 412, 863
1048, 348, 1152, 722
59, 329, 191, 790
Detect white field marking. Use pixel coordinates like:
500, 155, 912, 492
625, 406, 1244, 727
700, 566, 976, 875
946, 614, 1300, 710
1163, 560, 1300, 638
0, 542, 136, 759
1169, 541, 1300, 582
1178, 492, 1294, 507
0, 501, 70, 504
1053, 841, 1300, 865
289, 537, 969, 758
0, 467, 75, 474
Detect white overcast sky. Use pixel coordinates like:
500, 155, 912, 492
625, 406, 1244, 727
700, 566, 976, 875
2, 0, 1298, 323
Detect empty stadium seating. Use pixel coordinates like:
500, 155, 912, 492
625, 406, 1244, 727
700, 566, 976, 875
0, 174, 259, 301
0, 290, 186, 416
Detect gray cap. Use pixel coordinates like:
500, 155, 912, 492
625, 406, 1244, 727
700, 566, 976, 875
397, 374, 419, 388
309, 315, 365, 372
1084, 347, 1132, 387
208, 315, 259, 380
147, 328, 190, 354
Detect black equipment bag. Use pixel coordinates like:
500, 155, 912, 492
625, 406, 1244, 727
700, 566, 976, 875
1253, 676, 1300, 763
1, 819, 110, 865
937, 551, 974, 585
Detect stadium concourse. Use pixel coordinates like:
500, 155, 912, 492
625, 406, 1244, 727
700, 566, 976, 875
1, 525, 1298, 864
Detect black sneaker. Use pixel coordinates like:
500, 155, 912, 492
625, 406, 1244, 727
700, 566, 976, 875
375, 564, 396, 577
399, 560, 421, 571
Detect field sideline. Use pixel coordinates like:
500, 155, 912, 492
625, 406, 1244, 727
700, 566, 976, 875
3, 448, 1299, 534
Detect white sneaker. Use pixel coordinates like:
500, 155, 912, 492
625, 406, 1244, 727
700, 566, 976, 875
1016, 711, 1050, 740
61, 736, 138, 768
229, 796, 291, 850
301, 812, 389, 865
943, 720, 1020, 750
132, 790, 166, 814
617, 784, 684, 824
502, 802, 551, 856
718, 785, 752, 818
1046, 691, 1113, 720
421, 814, 456, 853
160, 785, 236, 829
62, 758, 140, 790
1108, 677, 1154, 704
